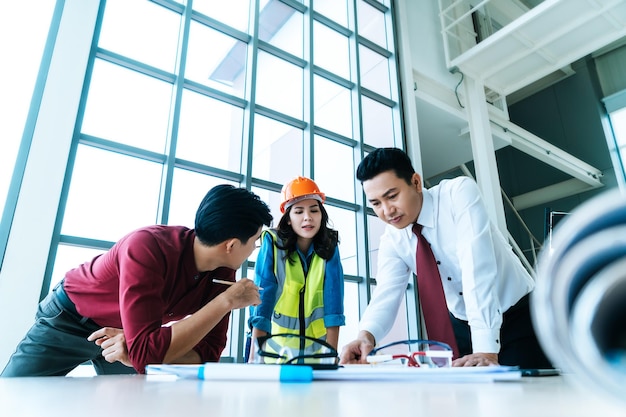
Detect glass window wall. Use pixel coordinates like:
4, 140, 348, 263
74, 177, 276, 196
6, 0, 405, 363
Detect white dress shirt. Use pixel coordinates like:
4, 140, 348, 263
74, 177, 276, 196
359, 177, 534, 353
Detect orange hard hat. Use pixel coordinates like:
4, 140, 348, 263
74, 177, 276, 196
280, 176, 326, 213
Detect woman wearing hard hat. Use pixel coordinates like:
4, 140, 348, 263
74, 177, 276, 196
247, 176, 345, 363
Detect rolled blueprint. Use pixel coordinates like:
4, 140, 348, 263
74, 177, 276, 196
532, 189, 626, 403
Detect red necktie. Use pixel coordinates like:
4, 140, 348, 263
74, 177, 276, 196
413, 224, 459, 359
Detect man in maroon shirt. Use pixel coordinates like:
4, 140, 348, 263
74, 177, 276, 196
2, 185, 272, 376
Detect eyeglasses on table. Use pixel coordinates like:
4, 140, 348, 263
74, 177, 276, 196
366, 339, 453, 368
254, 333, 339, 369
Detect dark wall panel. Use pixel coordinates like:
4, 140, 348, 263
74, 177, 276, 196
503, 57, 617, 262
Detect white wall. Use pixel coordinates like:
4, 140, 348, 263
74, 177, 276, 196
402, 0, 461, 90
0, 0, 100, 371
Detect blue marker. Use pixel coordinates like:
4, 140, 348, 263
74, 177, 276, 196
198, 363, 313, 383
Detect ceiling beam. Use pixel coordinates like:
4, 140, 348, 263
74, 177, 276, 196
511, 178, 601, 210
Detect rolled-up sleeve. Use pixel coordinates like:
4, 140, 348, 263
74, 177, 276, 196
193, 312, 230, 362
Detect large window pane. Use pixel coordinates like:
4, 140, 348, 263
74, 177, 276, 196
314, 76, 353, 138
256, 51, 303, 119
0, 2, 54, 218
98, 0, 181, 73
252, 187, 282, 229
176, 90, 244, 172
50, 246, 106, 293
186, 21, 248, 98
367, 213, 386, 279
169, 168, 237, 228
362, 96, 395, 148
360, 45, 391, 99
314, 22, 350, 80
314, 136, 355, 203
313, 0, 348, 27
26, 0, 404, 364
326, 206, 357, 276
377, 291, 410, 346
338, 282, 360, 351
252, 115, 303, 184
81, 60, 173, 153
62, 146, 163, 242
612, 107, 626, 147
259, 1, 303, 58
609, 107, 626, 183
192, 0, 251, 33
357, 0, 388, 49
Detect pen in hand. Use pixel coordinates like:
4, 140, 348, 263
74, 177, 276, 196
212, 279, 263, 290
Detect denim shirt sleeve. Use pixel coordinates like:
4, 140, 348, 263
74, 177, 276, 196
248, 231, 278, 333
323, 245, 345, 327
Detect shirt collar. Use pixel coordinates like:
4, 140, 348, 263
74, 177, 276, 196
296, 243, 315, 259
418, 189, 434, 228
403, 189, 434, 239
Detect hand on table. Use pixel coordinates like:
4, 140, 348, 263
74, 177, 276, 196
452, 352, 498, 367
339, 332, 376, 364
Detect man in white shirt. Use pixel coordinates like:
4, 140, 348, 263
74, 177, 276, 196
339, 147, 551, 368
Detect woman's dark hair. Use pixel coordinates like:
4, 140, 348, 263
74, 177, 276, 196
276, 202, 339, 261
195, 185, 272, 246
356, 147, 415, 185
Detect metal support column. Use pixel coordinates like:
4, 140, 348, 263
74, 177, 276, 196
463, 75, 508, 233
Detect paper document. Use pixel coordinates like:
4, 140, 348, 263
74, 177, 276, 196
147, 363, 521, 383
313, 364, 521, 382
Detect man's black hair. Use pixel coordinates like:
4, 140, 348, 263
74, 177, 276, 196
195, 185, 272, 246
356, 147, 415, 185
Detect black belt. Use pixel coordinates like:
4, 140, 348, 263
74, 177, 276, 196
505, 293, 530, 317
55, 281, 90, 324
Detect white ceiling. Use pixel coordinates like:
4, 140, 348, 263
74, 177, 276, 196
416, 96, 474, 178
412, 71, 510, 179
451, 0, 626, 97
415, 0, 621, 206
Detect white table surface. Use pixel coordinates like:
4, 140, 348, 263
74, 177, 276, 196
1, 373, 624, 417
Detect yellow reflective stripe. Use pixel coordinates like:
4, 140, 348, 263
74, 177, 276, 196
265, 230, 328, 340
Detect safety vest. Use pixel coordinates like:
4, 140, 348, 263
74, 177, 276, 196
264, 230, 327, 341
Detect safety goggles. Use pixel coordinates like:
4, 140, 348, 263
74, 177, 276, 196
366, 340, 453, 368
255, 333, 339, 369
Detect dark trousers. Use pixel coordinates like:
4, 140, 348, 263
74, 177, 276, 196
1, 282, 136, 377
450, 294, 553, 369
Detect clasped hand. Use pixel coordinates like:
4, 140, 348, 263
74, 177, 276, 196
452, 352, 498, 367
88, 327, 132, 367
